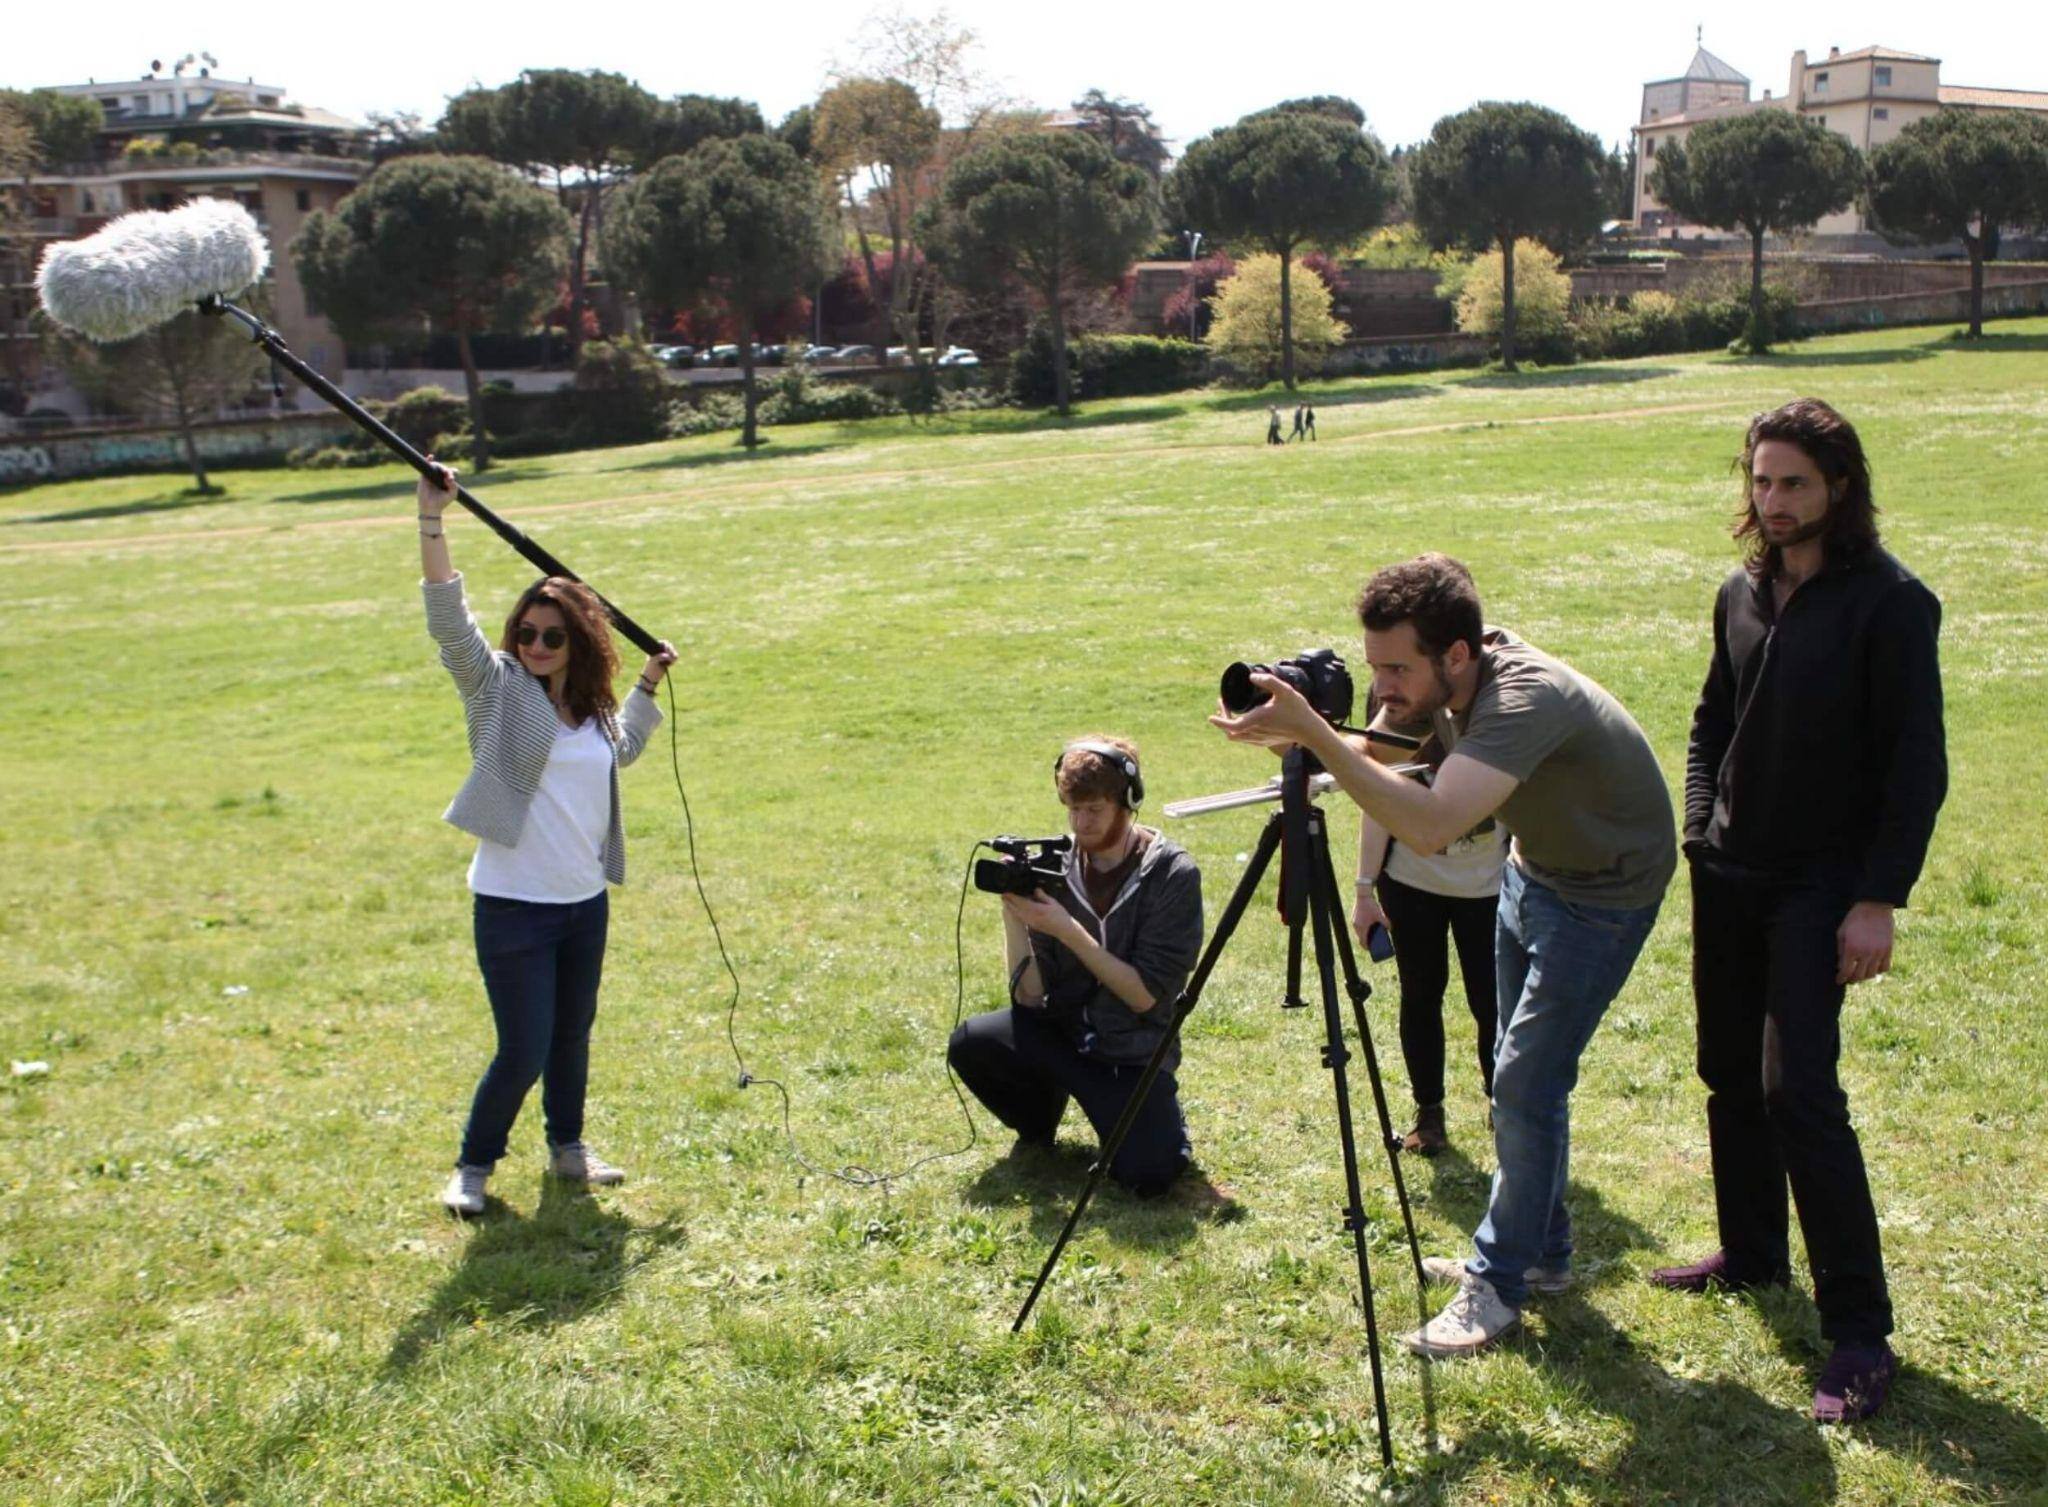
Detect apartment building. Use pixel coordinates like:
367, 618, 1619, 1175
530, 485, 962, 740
4, 58, 368, 396
1632, 42, 2048, 238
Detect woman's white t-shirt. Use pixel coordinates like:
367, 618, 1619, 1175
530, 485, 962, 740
468, 718, 612, 903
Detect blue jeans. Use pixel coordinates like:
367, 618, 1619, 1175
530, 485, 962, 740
1465, 863, 1661, 1308
459, 890, 609, 1169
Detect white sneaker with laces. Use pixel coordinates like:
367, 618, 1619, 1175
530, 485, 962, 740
1402, 1276, 1522, 1357
549, 1141, 626, 1185
1421, 1254, 1573, 1296
440, 1164, 490, 1216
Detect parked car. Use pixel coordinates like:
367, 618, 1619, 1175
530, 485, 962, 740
833, 344, 876, 364
757, 343, 786, 366
659, 344, 697, 368
707, 344, 739, 367
885, 345, 911, 366
936, 346, 980, 368
801, 345, 840, 364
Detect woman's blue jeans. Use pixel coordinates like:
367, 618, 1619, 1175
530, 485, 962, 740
458, 890, 609, 1169
1464, 863, 1661, 1307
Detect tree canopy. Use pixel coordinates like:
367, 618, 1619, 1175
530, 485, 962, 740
1867, 108, 2048, 337
926, 130, 1157, 415
0, 89, 102, 169
1070, 90, 1169, 179
605, 134, 834, 448
1650, 109, 1861, 352
1168, 107, 1394, 386
1409, 102, 1605, 369
294, 154, 569, 470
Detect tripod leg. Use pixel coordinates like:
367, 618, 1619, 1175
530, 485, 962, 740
1305, 814, 1395, 1468
1012, 811, 1283, 1334
1318, 846, 1429, 1299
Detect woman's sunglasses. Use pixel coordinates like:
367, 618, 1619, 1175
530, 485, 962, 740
516, 624, 568, 650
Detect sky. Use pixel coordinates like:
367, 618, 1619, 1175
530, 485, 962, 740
9, 2, 2047, 156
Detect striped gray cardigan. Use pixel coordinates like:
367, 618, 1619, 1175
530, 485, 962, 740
423, 574, 662, 886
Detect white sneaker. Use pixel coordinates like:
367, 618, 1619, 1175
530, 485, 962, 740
549, 1141, 625, 1185
1421, 1254, 1573, 1296
1402, 1276, 1522, 1357
440, 1164, 489, 1216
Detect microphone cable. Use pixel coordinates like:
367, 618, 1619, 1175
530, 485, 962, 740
661, 679, 982, 1189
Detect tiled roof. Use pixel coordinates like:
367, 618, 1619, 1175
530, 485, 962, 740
1938, 85, 2048, 111
1686, 47, 1749, 84
1812, 45, 1938, 66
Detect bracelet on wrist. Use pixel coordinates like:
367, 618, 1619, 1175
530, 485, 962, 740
1355, 874, 1378, 888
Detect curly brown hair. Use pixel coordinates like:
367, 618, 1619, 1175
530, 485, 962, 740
1056, 735, 1140, 806
1735, 398, 1880, 578
500, 577, 620, 724
1355, 553, 1484, 659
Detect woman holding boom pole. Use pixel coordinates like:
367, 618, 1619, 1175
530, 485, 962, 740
415, 463, 677, 1216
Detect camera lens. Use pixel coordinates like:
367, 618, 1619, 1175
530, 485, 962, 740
1220, 661, 1267, 713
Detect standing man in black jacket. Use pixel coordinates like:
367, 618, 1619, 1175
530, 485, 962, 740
1655, 398, 1946, 1424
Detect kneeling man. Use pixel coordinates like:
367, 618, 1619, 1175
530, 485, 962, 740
949, 738, 1204, 1195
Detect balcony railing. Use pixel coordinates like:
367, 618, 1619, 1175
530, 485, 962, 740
38, 148, 370, 178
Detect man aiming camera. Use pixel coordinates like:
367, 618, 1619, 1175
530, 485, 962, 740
948, 738, 1206, 1196
1211, 555, 1675, 1356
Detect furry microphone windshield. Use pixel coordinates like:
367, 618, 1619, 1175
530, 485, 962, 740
36, 197, 270, 343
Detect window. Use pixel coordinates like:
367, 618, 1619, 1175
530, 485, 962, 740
1813, 71, 1830, 94
1645, 138, 1657, 157
1874, 108, 1890, 121
258, 94, 279, 106
1876, 66, 1893, 87
132, 95, 150, 114
295, 189, 312, 212
98, 96, 120, 110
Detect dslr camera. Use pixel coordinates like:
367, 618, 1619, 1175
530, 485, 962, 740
974, 834, 1073, 897
1220, 647, 1355, 725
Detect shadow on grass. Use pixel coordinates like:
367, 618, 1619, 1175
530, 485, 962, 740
383, 1175, 685, 1374
1408, 1148, 1659, 1288
621, 441, 839, 473
927, 405, 1187, 437
1206, 383, 1440, 413
1463, 364, 1680, 389
272, 463, 551, 505
5, 486, 233, 525
962, 1137, 1205, 1254
1755, 1292, 2048, 1500
1731, 344, 1938, 368
1416, 1296, 1841, 1504
1934, 330, 2048, 352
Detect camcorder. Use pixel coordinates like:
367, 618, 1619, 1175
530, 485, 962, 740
974, 835, 1073, 898
1220, 648, 1355, 725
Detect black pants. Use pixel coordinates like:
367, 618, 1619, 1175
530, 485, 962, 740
460, 891, 609, 1168
1377, 874, 1499, 1108
948, 1007, 1190, 1195
1691, 856, 1892, 1343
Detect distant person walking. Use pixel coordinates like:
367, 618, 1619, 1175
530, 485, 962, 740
1266, 406, 1284, 446
1304, 403, 1317, 441
1289, 404, 1307, 442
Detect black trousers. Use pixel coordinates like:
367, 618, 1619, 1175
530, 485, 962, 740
1691, 856, 1893, 1343
1377, 873, 1499, 1108
948, 1007, 1190, 1195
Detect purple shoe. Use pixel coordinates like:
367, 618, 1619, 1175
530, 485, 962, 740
1648, 1249, 1791, 1294
1813, 1342, 1898, 1424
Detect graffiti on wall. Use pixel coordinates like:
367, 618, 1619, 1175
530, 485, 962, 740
0, 445, 55, 482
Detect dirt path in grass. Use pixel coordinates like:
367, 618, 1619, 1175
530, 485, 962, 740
0, 398, 1747, 558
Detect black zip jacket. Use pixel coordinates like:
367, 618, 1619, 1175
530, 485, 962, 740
1685, 548, 1946, 906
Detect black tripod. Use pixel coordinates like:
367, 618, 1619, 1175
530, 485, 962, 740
1011, 747, 1428, 1465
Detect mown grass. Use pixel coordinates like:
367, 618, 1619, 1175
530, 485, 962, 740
2, 320, 2045, 1505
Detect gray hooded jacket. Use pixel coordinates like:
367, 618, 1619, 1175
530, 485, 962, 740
1021, 829, 1204, 1069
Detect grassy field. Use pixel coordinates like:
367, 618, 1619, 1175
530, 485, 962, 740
3, 320, 2045, 1506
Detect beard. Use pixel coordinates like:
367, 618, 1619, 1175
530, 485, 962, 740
1380, 656, 1457, 723
1079, 808, 1135, 860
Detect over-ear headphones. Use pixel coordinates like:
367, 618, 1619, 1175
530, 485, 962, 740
1053, 740, 1144, 810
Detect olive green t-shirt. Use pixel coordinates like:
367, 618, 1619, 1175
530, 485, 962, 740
1444, 629, 1676, 909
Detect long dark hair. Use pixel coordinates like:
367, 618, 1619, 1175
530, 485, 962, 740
1734, 398, 1880, 578
500, 577, 620, 724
